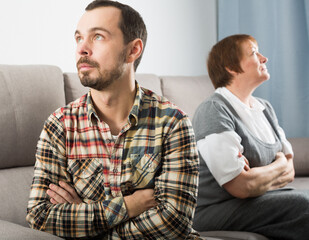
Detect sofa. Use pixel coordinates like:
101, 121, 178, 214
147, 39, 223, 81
0, 64, 308, 240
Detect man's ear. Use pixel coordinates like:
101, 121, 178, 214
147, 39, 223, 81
126, 39, 143, 64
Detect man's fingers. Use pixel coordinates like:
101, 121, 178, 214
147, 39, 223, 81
47, 182, 82, 204
47, 189, 68, 204
50, 197, 58, 204
59, 181, 78, 197
49, 184, 74, 203
59, 181, 83, 204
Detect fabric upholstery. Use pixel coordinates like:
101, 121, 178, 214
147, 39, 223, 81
135, 73, 162, 96
0, 166, 35, 227
63, 73, 162, 105
288, 138, 309, 176
160, 75, 214, 119
0, 65, 65, 169
63, 72, 88, 104
0, 220, 63, 240
287, 177, 309, 190
199, 231, 269, 240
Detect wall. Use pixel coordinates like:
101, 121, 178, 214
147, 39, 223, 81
0, 0, 217, 76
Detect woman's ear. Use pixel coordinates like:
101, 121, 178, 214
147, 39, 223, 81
126, 39, 143, 64
225, 67, 238, 77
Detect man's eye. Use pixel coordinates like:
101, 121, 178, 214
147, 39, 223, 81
94, 35, 103, 41
75, 37, 83, 43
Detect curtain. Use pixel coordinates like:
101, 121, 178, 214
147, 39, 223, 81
218, 0, 309, 138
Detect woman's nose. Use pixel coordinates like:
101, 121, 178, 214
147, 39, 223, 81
259, 53, 268, 64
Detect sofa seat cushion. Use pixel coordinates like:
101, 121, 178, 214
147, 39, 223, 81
198, 231, 269, 240
0, 166, 34, 227
0, 220, 63, 240
287, 177, 309, 190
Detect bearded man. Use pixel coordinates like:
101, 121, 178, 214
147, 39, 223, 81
26, 1, 200, 239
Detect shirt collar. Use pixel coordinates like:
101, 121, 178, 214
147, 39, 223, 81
128, 81, 142, 126
216, 87, 265, 112
86, 91, 100, 124
86, 81, 142, 126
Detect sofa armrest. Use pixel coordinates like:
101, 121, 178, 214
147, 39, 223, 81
288, 138, 309, 176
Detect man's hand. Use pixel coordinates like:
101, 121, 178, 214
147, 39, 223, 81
124, 189, 158, 218
47, 181, 82, 204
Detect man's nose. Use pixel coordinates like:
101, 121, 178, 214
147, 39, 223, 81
77, 40, 92, 56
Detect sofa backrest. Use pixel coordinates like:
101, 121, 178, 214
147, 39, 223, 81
0, 65, 66, 227
63, 72, 163, 104
0, 65, 66, 169
160, 75, 214, 119
64, 72, 213, 120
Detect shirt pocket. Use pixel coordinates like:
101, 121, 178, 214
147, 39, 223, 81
131, 153, 161, 189
67, 158, 105, 201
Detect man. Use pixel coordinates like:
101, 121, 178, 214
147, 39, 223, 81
26, 1, 200, 239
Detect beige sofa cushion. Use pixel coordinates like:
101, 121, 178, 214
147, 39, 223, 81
160, 75, 214, 119
136, 73, 162, 96
63, 73, 162, 104
0, 166, 36, 227
288, 138, 309, 176
0, 219, 62, 239
63, 72, 88, 104
0, 65, 65, 169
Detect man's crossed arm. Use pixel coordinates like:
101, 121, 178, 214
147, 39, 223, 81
47, 182, 157, 218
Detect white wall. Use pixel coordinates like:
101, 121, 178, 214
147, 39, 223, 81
0, 0, 217, 76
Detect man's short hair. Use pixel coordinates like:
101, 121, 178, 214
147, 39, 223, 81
207, 34, 257, 89
86, 0, 147, 71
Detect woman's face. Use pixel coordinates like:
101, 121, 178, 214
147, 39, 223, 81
238, 40, 270, 85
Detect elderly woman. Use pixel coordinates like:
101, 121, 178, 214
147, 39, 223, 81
192, 34, 309, 239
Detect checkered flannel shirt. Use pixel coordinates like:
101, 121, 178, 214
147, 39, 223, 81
26, 83, 201, 239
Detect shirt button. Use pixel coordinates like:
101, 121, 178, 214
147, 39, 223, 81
113, 168, 118, 174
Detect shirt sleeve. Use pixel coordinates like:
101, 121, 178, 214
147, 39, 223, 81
26, 113, 129, 238
115, 116, 200, 239
197, 131, 246, 186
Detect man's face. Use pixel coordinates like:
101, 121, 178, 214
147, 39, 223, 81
75, 7, 127, 90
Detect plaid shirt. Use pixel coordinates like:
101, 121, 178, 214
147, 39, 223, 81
27, 83, 201, 239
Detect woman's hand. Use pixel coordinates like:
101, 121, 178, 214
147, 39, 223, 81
223, 152, 293, 199
270, 153, 295, 190
239, 152, 250, 171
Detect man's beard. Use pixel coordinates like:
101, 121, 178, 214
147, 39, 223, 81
77, 50, 126, 91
